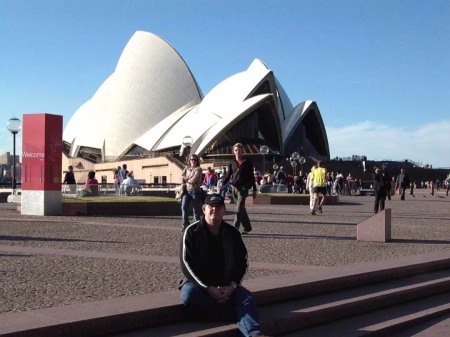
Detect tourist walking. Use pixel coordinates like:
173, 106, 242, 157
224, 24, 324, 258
311, 161, 326, 215
221, 143, 257, 234
306, 165, 316, 213
395, 168, 410, 201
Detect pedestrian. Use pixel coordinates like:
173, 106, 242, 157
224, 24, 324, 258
395, 168, 410, 201
217, 166, 232, 201
334, 171, 344, 196
221, 143, 257, 234
306, 165, 316, 213
311, 161, 326, 215
445, 172, 450, 197
181, 154, 203, 231
63, 165, 76, 194
119, 164, 129, 185
325, 172, 333, 196
203, 167, 218, 191
179, 193, 271, 337
373, 166, 387, 213
113, 168, 120, 194
382, 163, 392, 200
275, 166, 287, 185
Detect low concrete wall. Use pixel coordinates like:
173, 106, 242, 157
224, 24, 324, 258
62, 201, 181, 216
249, 194, 339, 205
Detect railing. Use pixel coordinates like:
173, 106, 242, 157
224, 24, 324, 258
62, 183, 119, 197
61, 183, 180, 198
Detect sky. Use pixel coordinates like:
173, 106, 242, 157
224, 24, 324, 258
1, 0, 449, 168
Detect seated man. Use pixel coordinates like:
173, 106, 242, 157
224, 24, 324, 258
179, 193, 270, 337
120, 171, 140, 196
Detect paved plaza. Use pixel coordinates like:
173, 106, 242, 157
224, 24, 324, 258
0, 189, 449, 335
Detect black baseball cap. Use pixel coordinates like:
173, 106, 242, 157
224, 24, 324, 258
204, 193, 225, 206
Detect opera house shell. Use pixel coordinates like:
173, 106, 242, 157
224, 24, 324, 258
63, 31, 329, 182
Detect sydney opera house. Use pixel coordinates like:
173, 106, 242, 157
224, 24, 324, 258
62, 31, 329, 184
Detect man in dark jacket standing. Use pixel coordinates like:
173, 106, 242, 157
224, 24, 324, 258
396, 168, 410, 201
373, 166, 387, 213
179, 193, 269, 337
221, 143, 257, 234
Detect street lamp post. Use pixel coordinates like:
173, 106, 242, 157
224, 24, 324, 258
271, 164, 279, 192
362, 156, 367, 175
7, 117, 22, 190
182, 136, 193, 162
259, 145, 269, 176
290, 159, 298, 176
290, 152, 300, 176
299, 156, 306, 174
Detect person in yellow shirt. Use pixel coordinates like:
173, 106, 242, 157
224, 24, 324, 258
311, 161, 326, 215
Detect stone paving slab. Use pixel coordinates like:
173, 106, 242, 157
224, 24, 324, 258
0, 189, 449, 335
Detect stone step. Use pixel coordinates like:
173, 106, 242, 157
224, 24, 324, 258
111, 270, 450, 336
2, 251, 449, 337
280, 292, 450, 337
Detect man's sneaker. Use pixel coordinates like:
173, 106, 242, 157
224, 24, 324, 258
242, 228, 252, 235
311, 210, 316, 215
318, 205, 323, 214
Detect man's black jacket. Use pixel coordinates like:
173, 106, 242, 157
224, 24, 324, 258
222, 158, 256, 191
180, 217, 248, 289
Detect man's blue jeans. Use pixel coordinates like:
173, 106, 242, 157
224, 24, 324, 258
181, 189, 203, 229
180, 282, 262, 337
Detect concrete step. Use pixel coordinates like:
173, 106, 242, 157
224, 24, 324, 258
111, 270, 450, 336
280, 292, 450, 337
2, 251, 449, 337
387, 312, 450, 337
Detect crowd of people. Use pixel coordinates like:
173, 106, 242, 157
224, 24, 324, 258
61, 162, 143, 197
251, 166, 366, 197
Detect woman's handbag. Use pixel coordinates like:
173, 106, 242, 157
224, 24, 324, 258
175, 184, 186, 203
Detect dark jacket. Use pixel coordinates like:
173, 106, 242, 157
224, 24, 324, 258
373, 172, 387, 196
63, 171, 75, 184
180, 217, 248, 289
222, 158, 256, 191
383, 171, 391, 191
396, 173, 410, 189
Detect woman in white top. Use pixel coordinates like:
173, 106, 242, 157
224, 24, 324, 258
306, 165, 316, 213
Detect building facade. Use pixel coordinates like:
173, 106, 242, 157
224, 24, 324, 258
62, 31, 329, 184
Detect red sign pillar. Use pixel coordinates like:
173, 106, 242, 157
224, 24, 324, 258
21, 114, 63, 215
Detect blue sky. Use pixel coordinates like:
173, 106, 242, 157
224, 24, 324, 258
1, 0, 449, 168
